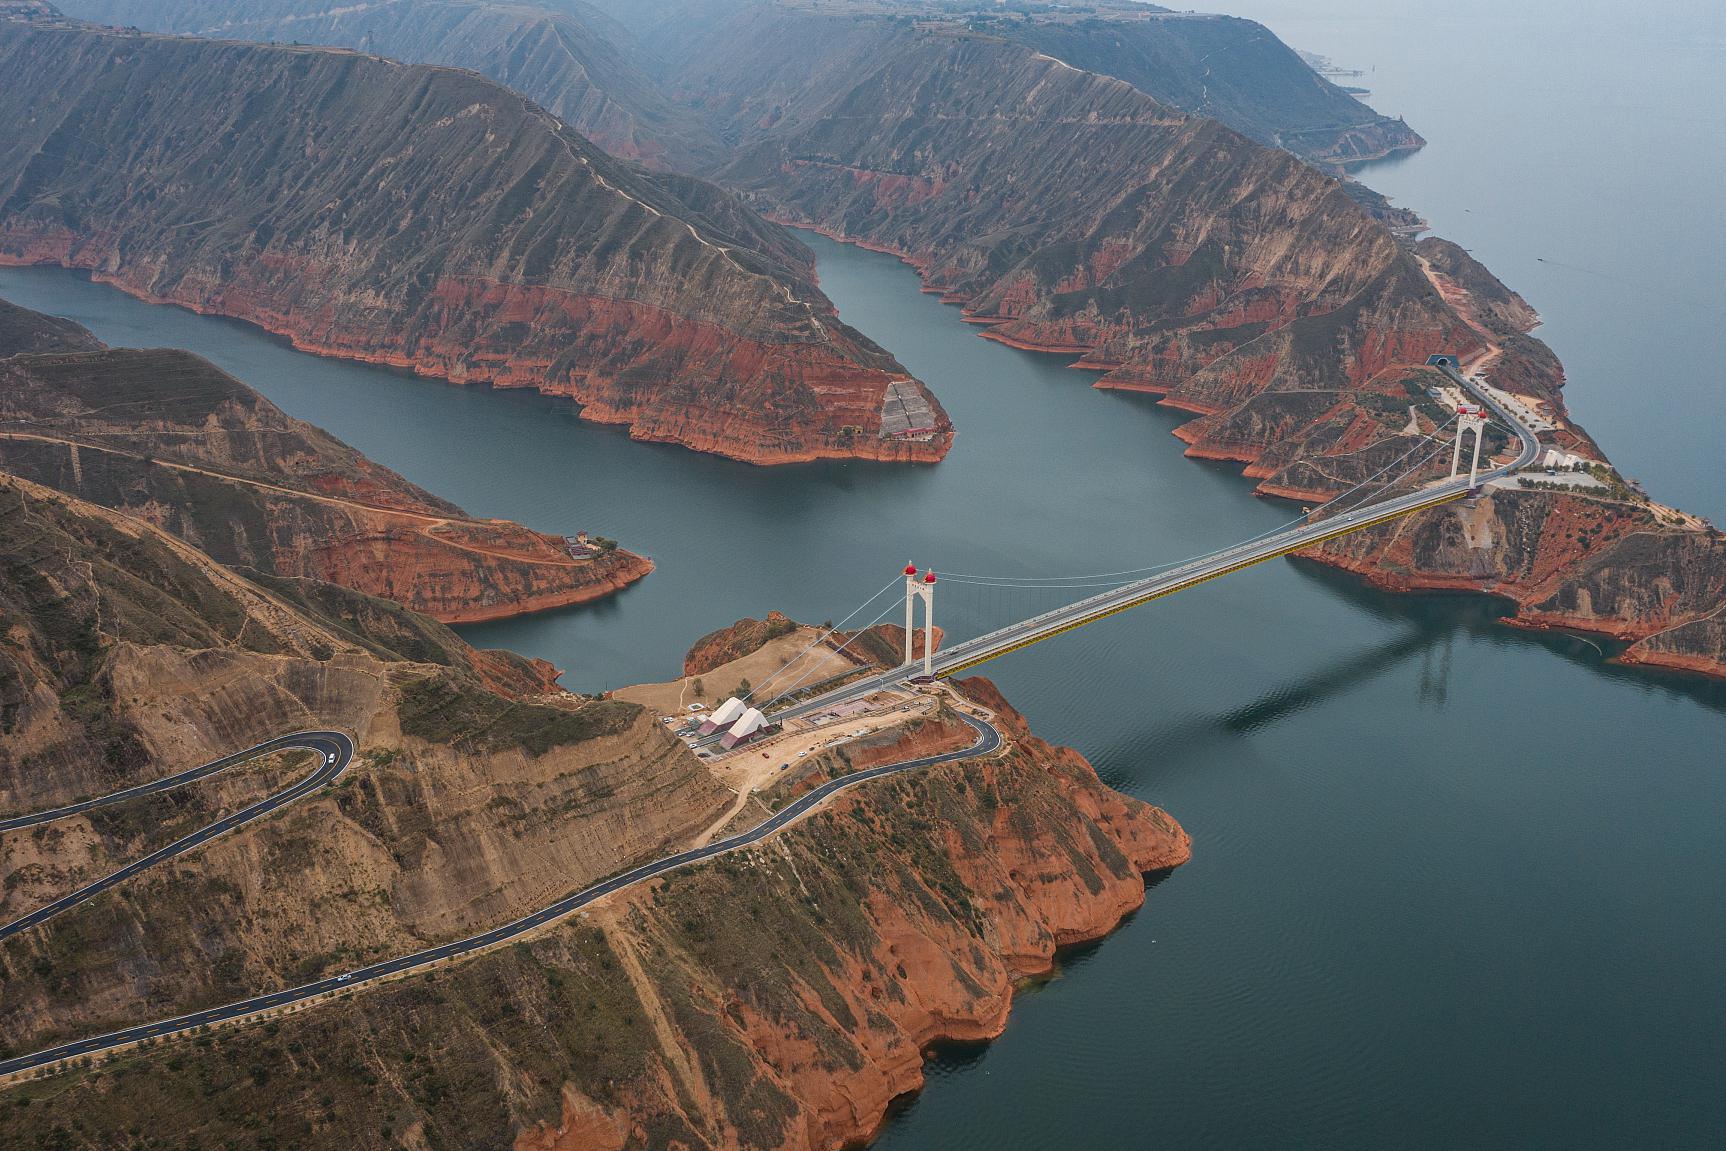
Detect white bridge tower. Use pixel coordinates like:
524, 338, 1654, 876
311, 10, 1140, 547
1451, 404, 1488, 485
902, 563, 937, 678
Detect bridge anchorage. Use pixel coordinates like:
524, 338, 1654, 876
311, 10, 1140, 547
903, 562, 938, 680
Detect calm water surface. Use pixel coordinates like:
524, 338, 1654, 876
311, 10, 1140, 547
3, 17, 1725, 1140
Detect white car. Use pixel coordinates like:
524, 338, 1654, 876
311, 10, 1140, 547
797, 750, 809, 758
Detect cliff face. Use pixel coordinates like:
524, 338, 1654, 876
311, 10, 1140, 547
0, 303, 652, 624
0, 20, 950, 465
1, 673, 1188, 1151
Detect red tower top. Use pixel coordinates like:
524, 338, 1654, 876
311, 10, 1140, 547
904, 563, 919, 576
924, 571, 937, 584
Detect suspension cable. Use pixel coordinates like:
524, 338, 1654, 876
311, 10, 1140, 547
940, 415, 1463, 590
742, 574, 901, 702
760, 596, 905, 708
938, 413, 1461, 585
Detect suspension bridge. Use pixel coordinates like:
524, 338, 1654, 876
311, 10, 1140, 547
0, 359, 1539, 1078
732, 358, 1540, 728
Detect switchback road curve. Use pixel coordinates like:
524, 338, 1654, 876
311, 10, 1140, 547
0, 731, 355, 945
0, 714, 999, 1077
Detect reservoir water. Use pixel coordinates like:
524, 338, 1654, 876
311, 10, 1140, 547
2, 8, 1725, 1138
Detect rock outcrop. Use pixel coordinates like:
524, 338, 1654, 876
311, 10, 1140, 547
0, 301, 652, 624
0, 18, 951, 465
682, 610, 800, 676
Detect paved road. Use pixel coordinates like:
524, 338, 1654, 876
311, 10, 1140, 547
760, 362, 1541, 711
0, 714, 1000, 1077
0, 731, 355, 946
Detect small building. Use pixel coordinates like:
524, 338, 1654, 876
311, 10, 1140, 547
1543, 449, 1587, 470
720, 707, 768, 750
698, 696, 748, 735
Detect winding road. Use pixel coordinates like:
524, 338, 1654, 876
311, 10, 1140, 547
0, 731, 354, 945
0, 713, 1000, 1078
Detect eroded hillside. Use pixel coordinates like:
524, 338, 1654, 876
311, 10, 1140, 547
0, 18, 951, 464
58, 0, 729, 171
0, 488, 1189, 1149
0, 300, 653, 624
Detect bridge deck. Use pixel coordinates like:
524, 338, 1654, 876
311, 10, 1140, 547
769, 362, 1540, 718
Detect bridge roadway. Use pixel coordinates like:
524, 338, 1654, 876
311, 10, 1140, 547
0, 714, 1000, 1078
766, 362, 1541, 716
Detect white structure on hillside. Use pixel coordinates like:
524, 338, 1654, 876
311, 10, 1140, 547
720, 707, 767, 749
699, 696, 747, 735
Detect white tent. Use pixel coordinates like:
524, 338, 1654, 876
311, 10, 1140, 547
720, 707, 767, 749
699, 696, 748, 735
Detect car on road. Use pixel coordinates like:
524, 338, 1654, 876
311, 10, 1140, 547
336, 973, 352, 982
